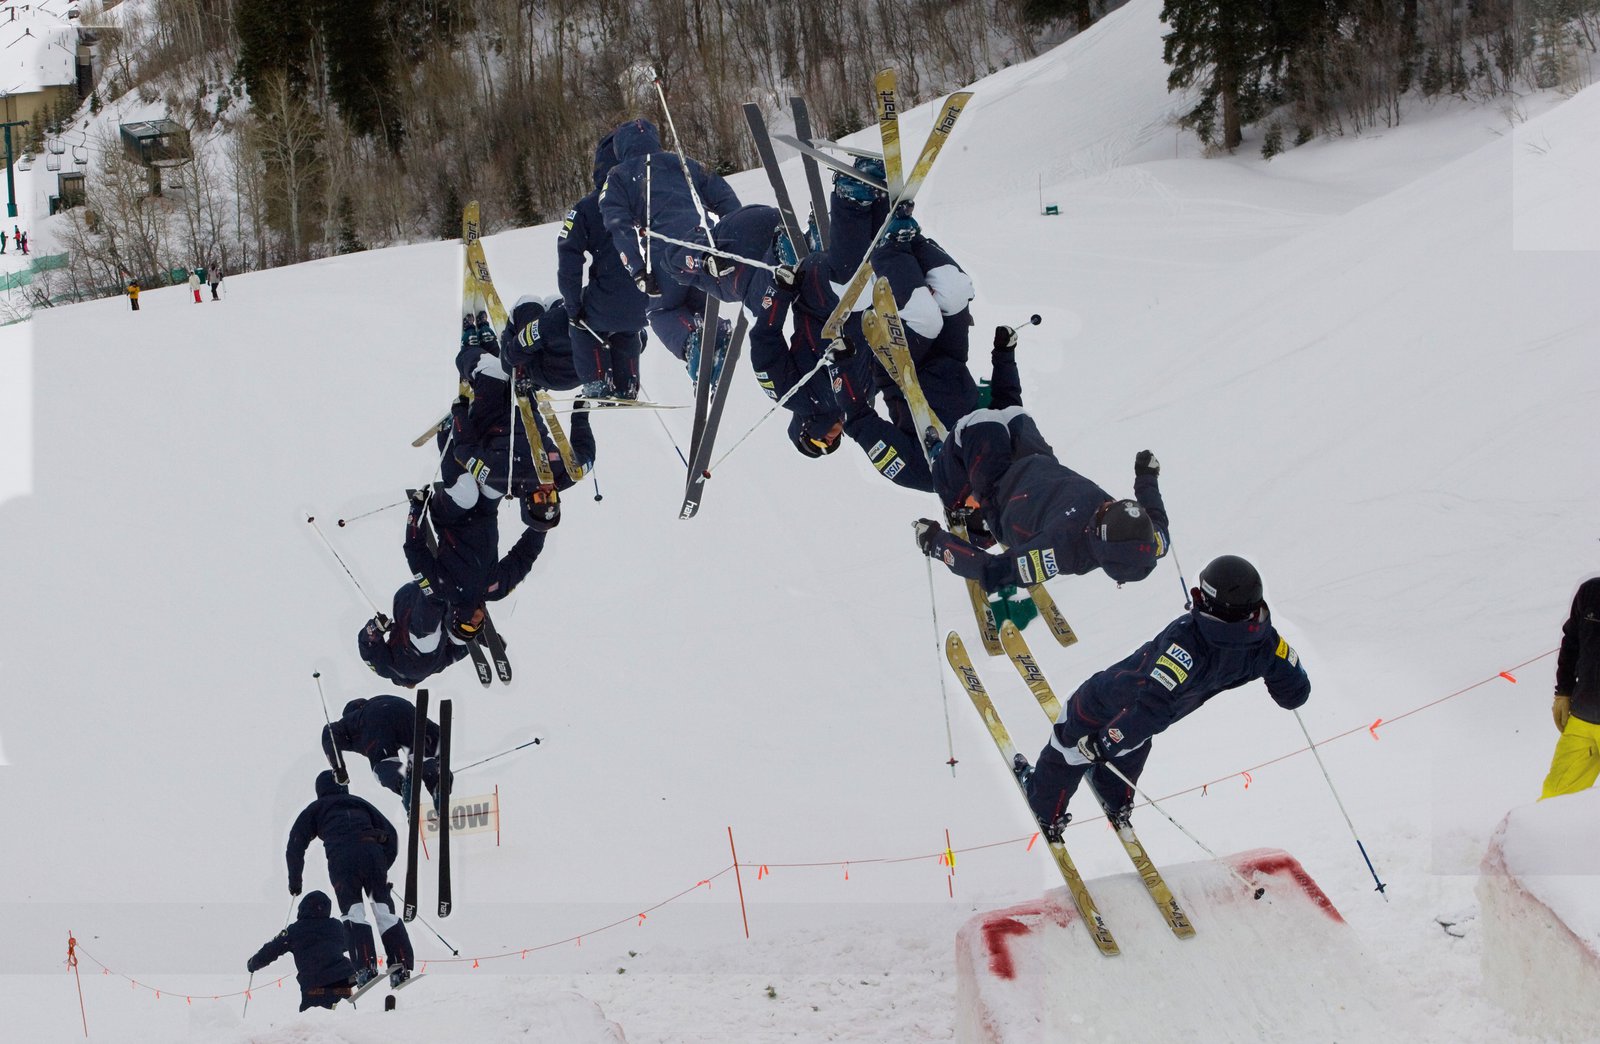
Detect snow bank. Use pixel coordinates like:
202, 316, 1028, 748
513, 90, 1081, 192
954, 848, 1411, 1042
1478, 789, 1600, 1040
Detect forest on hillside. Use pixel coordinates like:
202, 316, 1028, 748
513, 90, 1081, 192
27, 0, 1598, 309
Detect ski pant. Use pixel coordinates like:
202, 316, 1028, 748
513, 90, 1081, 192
298, 981, 354, 1012
932, 404, 1052, 514
1540, 715, 1600, 800
572, 324, 645, 398
329, 842, 400, 972
1026, 699, 1153, 825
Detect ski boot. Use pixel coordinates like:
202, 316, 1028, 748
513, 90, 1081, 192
389, 965, 411, 989
685, 317, 730, 392
1104, 805, 1133, 832
578, 378, 615, 407
833, 156, 887, 208
474, 310, 496, 351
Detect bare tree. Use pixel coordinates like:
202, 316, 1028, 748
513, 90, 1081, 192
246, 72, 328, 263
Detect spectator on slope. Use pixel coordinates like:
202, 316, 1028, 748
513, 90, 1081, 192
323, 695, 443, 813
912, 385, 1170, 593
1, 229, 8, 253
597, 117, 742, 385
558, 131, 648, 400
1017, 555, 1311, 837
208, 260, 223, 300
1541, 576, 1600, 800
284, 771, 415, 989
17, 231, 26, 255
126, 279, 140, 311
188, 267, 202, 304
245, 890, 357, 1011
193, 263, 209, 301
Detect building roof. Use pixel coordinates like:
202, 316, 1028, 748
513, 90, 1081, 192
0, 3, 78, 95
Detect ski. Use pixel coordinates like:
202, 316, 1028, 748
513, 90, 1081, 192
862, 275, 1003, 656
946, 632, 1119, 956
478, 609, 512, 683
346, 972, 387, 1006
810, 137, 884, 159
742, 103, 810, 260
771, 134, 889, 189
684, 296, 721, 474
390, 972, 426, 993
465, 233, 558, 487
544, 396, 682, 410
997, 620, 1195, 939
412, 417, 448, 448
1026, 584, 1079, 647
875, 68, 904, 197
402, 689, 428, 922
465, 637, 493, 687
436, 699, 453, 918
679, 312, 749, 519
820, 91, 972, 341
790, 97, 831, 251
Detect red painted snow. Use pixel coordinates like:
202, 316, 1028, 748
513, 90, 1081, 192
1229, 848, 1345, 924
981, 917, 1031, 980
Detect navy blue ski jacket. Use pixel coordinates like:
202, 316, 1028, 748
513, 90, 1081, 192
558, 133, 648, 334
322, 695, 438, 775
246, 890, 355, 988
929, 410, 1170, 592
285, 773, 399, 894
1058, 607, 1310, 759
500, 298, 582, 390
598, 119, 741, 277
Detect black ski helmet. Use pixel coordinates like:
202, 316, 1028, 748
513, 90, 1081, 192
1196, 555, 1264, 619
341, 698, 368, 718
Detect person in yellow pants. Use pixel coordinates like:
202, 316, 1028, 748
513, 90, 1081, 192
1540, 576, 1600, 799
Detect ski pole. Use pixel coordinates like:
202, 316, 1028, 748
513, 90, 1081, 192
1172, 544, 1192, 609
1006, 314, 1043, 331
925, 554, 959, 776
591, 471, 603, 502
638, 381, 690, 468
1293, 708, 1388, 898
1096, 759, 1266, 900
454, 736, 542, 774
412, 913, 459, 955
709, 343, 841, 472
305, 514, 385, 618
244, 894, 296, 1016
652, 70, 715, 236
313, 671, 348, 782
642, 228, 780, 273
337, 499, 406, 527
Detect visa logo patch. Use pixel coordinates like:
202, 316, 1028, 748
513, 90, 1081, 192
1165, 644, 1194, 671
1041, 549, 1059, 579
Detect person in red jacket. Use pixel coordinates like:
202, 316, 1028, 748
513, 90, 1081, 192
1541, 576, 1600, 799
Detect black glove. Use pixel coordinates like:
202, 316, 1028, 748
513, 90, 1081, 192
827, 337, 855, 361
634, 270, 661, 296
368, 612, 391, 635
914, 518, 944, 557
513, 366, 536, 398
774, 265, 799, 291
289, 878, 302, 897
1135, 450, 1160, 476
1075, 734, 1108, 764
333, 764, 349, 786
993, 325, 1018, 352
571, 304, 587, 328
704, 254, 735, 279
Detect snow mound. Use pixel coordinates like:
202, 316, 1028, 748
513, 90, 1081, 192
954, 848, 1413, 1042
1478, 789, 1600, 1041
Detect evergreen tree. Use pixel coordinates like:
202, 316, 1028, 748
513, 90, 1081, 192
236, 0, 315, 101
335, 196, 367, 254
1161, 0, 1269, 149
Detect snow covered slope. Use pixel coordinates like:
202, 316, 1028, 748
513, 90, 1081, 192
3, 1, 1598, 1040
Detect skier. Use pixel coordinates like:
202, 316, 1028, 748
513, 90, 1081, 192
401, 486, 549, 624
193, 263, 209, 300
1541, 575, 1600, 800
558, 132, 648, 400
188, 268, 202, 304
1, 230, 8, 253
912, 392, 1170, 592
322, 695, 443, 813
597, 117, 742, 383
126, 280, 140, 312
245, 890, 357, 1011
284, 771, 415, 988
208, 260, 223, 300
1018, 555, 1311, 837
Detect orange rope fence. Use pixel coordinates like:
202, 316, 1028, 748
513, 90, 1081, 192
65, 648, 1553, 1008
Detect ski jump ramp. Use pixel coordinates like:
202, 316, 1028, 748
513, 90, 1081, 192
955, 848, 1414, 1043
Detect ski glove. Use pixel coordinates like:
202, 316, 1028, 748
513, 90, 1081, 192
827, 336, 855, 361
1076, 734, 1109, 764
1135, 450, 1160, 477
704, 253, 736, 279
914, 518, 944, 557
1554, 694, 1572, 732
333, 764, 350, 786
288, 878, 301, 897
634, 270, 662, 297
993, 325, 1018, 352
774, 265, 799, 292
